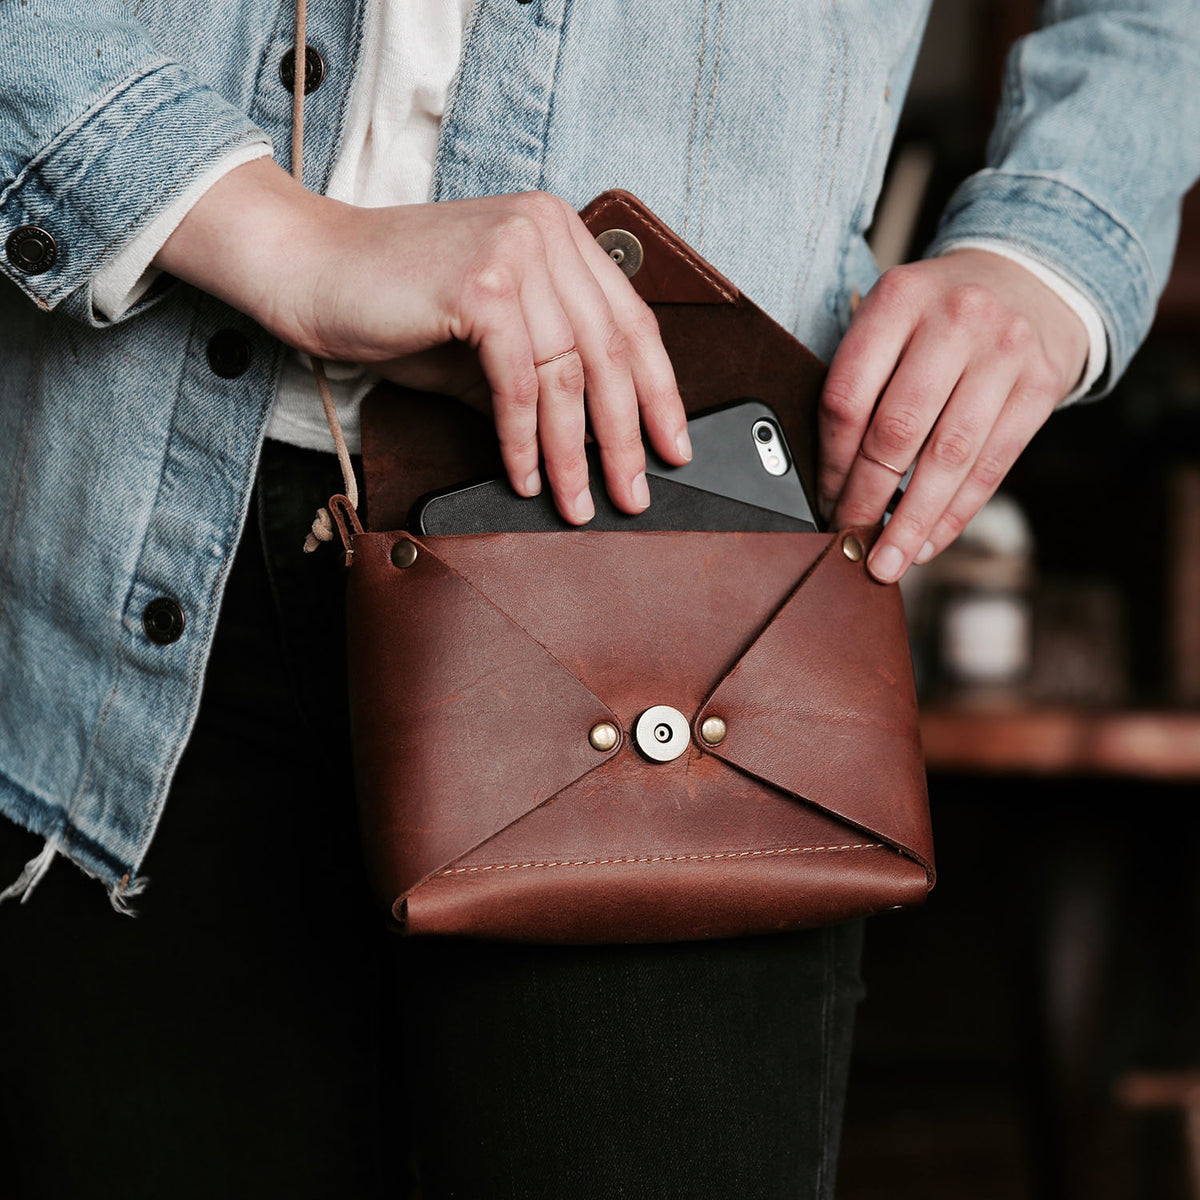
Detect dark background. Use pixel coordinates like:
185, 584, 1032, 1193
840, 4, 1200, 1198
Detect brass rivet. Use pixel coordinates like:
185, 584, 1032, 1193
842, 534, 864, 562
699, 716, 728, 747
589, 721, 619, 752
391, 539, 418, 569
596, 228, 644, 278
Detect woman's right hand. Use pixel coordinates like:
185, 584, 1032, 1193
156, 157, 691, 524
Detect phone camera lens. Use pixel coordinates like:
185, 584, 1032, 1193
754, 423, 773, 443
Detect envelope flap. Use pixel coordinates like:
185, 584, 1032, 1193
580, 190, 738, 305
579, 188, 826, 510
346, 532, 621, 907
698, 527, 934, 873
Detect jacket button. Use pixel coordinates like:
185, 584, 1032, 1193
206, 329, 251, 378
142, 597, 186, 645
279, 45, 326, 93
6, 226, 57, 274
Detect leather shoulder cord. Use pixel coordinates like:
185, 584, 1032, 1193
290, 0, 363, 552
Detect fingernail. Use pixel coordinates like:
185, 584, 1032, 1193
915, 540, 936, 565
632, 471, 651, 509
868, 544, 904, 583
675, 428, 693, 461
573, 487, 595, 523
523, 469, 542, 496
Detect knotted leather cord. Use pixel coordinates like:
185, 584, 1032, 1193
291, 0, 361, 552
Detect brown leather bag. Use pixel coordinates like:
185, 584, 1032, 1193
328, 192, 933, 943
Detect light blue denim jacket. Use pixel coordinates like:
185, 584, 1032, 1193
2, 0, 1198, 904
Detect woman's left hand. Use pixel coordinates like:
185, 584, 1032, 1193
818, 248, 1091, 582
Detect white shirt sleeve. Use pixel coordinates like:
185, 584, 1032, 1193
936, 238, 1109, 406
92, 141, 274, 321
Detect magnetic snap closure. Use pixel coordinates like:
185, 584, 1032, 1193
842, 534, 864, 562
391, 539, 418, 568
596, 229, 643, 279
699, 716, 727, 747
633, 705, 689, 763
588, 721, 619, 752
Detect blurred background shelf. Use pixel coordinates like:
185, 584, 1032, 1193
920, 708, 1200, 780
840, 2, 1200, 1195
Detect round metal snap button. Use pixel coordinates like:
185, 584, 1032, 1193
206, 329, 252, 379
142, 597, 185, 645
633, 705, 690, 763
279, 45, 326, 94
596, 229, 644, 279
6, 226, 57, 275
588, 721, 619, 752
390, 539, 418, 569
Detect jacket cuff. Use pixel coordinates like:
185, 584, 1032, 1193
92, 142, 274, 322
935, 237, 1109, 407
927, 169, 1157, 394
0, 57, 271, 316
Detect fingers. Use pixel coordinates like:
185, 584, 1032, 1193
829, 320, 972, 531
819, 254, 1087, 584
818, 272, 918, 520
534, 346, 594, 522
472, 295, 544, 498
914, 378, 1058, 565
565, 217, 690, 468
476, 193, 686, 523
360, 191, 688, 524
535, 215, 649, 518
861, 356, 1021, 582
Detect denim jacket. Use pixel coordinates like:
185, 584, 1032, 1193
2, 0, 1198, 904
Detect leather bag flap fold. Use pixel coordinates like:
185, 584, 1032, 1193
699, 527, 933, 876
345, 531, 621, 913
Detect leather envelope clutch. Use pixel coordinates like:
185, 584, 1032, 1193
334, 191, 934, 942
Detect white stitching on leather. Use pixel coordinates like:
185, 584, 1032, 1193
593, 196, 736, 301
437, 843, 888, 876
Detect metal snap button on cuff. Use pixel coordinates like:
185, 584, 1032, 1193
588, 721, 619, 752
596, 229, 643, 279
142, 597, 185, 645
633, 705, 690, 763
699, 716, 727, 747
6, 226, 57, 274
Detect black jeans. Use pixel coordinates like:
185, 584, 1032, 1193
0, 440, 865, 1200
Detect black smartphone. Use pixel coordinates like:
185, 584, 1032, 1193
644, 399, 815, 525
409, 399, 817, 535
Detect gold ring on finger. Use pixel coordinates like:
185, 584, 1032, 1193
857, 446, 907, 476
533, 345, 578, 369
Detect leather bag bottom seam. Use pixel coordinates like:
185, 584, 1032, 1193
435, 842, 890, 876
